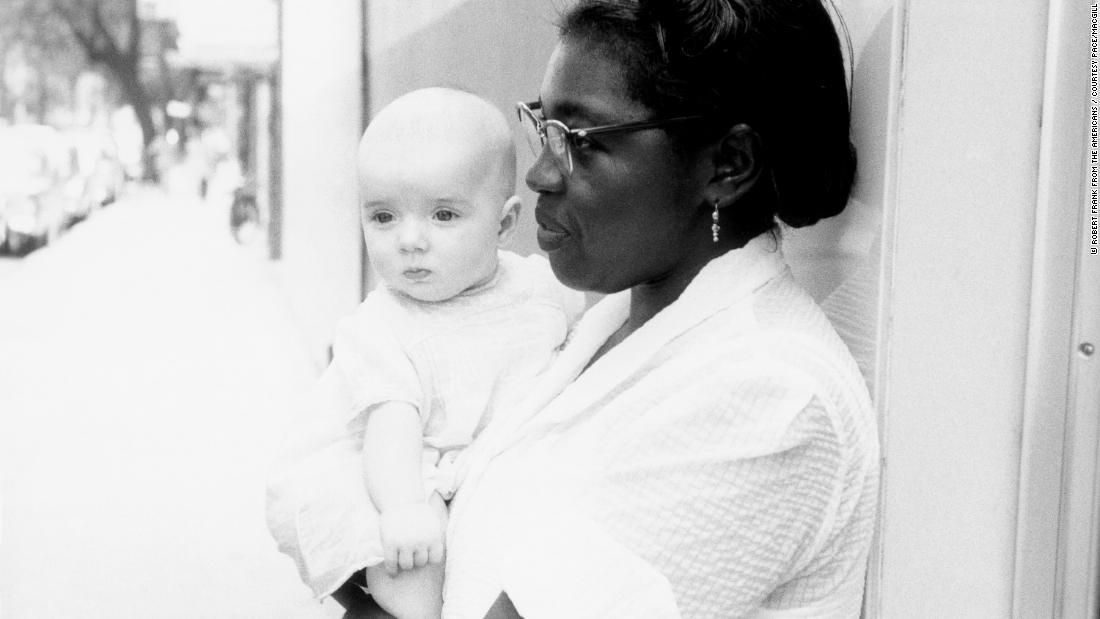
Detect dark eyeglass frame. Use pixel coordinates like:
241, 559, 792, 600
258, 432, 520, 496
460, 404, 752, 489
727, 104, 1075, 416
516, 100, 708, 174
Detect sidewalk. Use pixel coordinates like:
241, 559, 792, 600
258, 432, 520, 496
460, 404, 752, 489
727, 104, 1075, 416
0, 187, 340, 618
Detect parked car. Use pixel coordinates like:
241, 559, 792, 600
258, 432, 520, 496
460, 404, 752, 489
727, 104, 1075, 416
0, 125, 73, 255
66, 129, 126, 219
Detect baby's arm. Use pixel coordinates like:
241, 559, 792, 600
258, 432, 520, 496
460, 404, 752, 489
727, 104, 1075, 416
362, 401, 444, 575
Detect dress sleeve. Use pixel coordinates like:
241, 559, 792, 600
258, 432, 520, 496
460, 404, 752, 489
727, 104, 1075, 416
588, 380, 844, 618
330, 308, 424, 424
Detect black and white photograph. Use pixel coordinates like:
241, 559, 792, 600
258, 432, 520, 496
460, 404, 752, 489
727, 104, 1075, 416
0, 0, 1096, 617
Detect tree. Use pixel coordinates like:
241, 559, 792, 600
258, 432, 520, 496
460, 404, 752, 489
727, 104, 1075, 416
0, 0, 87, 122
52, 0, 174, 152
1, 0, 175, 153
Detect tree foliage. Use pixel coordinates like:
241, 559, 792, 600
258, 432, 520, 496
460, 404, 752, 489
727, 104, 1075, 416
0, 0, 173, 148
0, 0, 85, 119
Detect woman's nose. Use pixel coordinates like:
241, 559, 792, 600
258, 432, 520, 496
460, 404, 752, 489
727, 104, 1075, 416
525, 145, 565, 194
397, 219, 428, 252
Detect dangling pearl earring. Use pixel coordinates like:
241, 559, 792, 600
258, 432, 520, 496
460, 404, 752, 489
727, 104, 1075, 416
711, 199, 721, 243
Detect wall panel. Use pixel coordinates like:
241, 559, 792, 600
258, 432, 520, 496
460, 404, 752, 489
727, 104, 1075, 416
875, 1, 1048, 615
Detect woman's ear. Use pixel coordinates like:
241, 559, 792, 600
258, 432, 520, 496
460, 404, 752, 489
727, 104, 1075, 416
708, 123, 763, 207
497, 195, 522, 246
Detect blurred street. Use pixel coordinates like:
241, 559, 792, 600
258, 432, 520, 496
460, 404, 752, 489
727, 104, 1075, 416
0, 186, 339, 618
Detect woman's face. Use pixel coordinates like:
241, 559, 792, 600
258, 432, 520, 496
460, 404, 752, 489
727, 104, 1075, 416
527, 36, 710, 294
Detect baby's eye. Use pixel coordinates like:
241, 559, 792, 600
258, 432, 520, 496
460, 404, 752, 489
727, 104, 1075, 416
433, 209, 458, 222
370, 211, 395, 224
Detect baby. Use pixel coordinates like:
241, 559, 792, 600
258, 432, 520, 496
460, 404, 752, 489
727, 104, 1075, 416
266, 87, 583, 618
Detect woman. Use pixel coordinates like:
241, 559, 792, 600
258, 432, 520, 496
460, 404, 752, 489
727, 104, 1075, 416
440, 0, 879, 617
338, 0, 877, 616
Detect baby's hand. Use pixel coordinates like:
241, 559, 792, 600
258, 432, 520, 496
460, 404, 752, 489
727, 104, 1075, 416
378, 501, 444, 574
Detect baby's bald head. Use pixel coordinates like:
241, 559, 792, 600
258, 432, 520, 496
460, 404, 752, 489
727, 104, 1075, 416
356, 88, 523, 302
358, 87, 516, 204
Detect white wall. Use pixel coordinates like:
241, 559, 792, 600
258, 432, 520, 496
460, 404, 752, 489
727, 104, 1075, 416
280, 0, 364, 364
872, 1, 1049, 615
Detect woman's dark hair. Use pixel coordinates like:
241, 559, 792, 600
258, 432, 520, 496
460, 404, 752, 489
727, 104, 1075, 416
559, 0, 856, 230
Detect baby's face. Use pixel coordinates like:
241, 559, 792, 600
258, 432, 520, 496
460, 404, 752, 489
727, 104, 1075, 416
359, 138, 504, 302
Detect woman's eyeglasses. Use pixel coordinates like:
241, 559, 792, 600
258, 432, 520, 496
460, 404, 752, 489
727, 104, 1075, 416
516, 101, 707, 175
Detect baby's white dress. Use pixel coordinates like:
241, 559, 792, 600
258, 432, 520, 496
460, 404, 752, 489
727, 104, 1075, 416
265, 251, 584, 598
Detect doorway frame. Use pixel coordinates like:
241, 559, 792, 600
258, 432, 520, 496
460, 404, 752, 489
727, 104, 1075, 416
1012, 0, 1099, 616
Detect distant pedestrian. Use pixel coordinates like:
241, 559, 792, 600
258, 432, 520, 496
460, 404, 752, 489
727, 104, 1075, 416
265, 87, 584, 618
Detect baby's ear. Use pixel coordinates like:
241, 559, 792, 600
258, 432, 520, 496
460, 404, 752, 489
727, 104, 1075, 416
497, 195, 522, 245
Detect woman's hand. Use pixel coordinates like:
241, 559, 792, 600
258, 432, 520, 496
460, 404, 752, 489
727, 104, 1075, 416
378, 501, 445, 575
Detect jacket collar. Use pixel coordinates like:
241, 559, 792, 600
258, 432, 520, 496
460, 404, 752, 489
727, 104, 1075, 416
468, 233, 789, 462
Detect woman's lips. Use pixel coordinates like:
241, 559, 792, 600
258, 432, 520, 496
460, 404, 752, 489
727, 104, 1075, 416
536, 224, 569, 251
